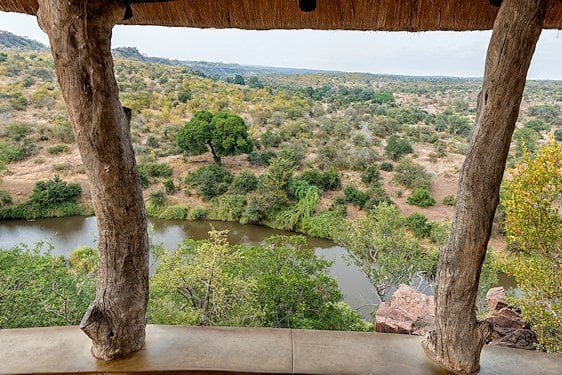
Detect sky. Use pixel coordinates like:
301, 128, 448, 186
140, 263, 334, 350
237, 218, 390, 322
1, 11, 562, 80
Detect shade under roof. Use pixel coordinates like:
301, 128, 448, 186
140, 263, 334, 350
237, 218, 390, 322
1, 0, 561, 31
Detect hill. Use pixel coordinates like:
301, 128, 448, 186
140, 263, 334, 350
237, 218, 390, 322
0, 30, 47, 51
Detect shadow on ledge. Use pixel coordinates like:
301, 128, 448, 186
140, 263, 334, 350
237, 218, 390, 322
0, 325, 560, 374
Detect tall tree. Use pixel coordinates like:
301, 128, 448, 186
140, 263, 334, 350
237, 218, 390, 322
176, 110, 254, 164
422, 0, 547, 373
37, 0, 149, 360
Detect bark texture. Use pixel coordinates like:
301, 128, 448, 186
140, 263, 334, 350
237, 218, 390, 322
37, 0, 149, 360
422, 0, 547, 374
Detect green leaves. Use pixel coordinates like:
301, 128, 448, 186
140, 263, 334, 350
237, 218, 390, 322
176, 110, 254, 164
148, 230, 370, 331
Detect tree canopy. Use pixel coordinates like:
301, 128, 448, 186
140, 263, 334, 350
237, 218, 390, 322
176, 110, 254, 164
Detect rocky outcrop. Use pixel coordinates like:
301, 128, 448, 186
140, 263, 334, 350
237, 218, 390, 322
375, 284, 434, 335
484, 287, 538, 350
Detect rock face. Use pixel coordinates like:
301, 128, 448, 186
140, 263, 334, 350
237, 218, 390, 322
375, 284, 434, 335
484, 287, 538, 350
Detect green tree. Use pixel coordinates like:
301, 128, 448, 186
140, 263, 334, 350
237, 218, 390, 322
385, 135, 413, 160
502, 141, 562, 352
336, 203, 437, 304
176, 110, 254, 164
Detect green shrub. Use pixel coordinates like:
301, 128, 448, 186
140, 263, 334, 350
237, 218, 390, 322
138, 162, 173, 178
69, 246, 99, 274
208, 194, 247, 222
177, 88, 192, 103
0, 190, 12, 207
158, 205, 188, 220
406, 188, 436, 207
393, 160, 432, 190
380, 161, 394, 172
301, 210, 345, 240
361, 163, 381, 185
405, 213, 433, 238
363, 184, 393, 211
149, 190, 167, 208
30, 175, 81, 206
385, 135, 413, 160
47, 144, 69, 155
442, 194, 456, 206
524, 119, 550, 133
343, 185, 369, 209
230, 171, 258, 194
0, 244, 96, 328
247, 150, 276, 166
186, 164, 233, 201
554, 129, 562, 142
163, 178, 176, 195
188, 207, 207, 220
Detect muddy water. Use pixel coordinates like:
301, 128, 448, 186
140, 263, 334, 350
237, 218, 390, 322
0, 216, 378, 318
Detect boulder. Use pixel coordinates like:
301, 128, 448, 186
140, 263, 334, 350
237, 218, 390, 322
489, 329, 537, 350
486, 286, 508, 312
375, 284, 434, 335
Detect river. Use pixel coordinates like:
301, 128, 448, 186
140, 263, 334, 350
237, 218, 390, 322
0, 216, 379, 318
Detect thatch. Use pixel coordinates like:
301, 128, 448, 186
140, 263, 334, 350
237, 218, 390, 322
1, 0, 562, 31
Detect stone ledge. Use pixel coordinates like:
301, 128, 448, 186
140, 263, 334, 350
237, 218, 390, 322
0, 325, 560, 374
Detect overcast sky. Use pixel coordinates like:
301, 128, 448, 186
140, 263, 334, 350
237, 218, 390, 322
2, 11, 561, 79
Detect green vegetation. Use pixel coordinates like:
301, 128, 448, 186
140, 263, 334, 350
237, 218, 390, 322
149, 230, 370, 330
501, 141, 561, 352
385, 135, 413, 160
186, 164, 233, 201
176, 110, 254, 164
0, 176, 89, 219
406, 188, 436, 208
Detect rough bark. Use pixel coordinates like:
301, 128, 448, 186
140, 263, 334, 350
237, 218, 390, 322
422, 0, 547, 374
37, 0, 149, 360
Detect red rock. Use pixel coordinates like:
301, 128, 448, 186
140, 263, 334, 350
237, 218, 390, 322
375, 284, 434, 335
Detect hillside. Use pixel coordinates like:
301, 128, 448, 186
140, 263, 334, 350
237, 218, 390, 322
0, 30, 47, 51
1, 37, 561, 251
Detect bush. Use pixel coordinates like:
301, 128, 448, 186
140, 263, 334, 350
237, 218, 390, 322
69, 246, 99, 274
149, 190, 167, 208
380, 161, 394, 172
524, 119, 550, 133
343, 185, 369, 209
0, 244, 96, 328
393, 160, 432, 191
188, 207, 207, 220
47, 144, 69, 155
230, 171, 258, 194
554, 129, 562, 142
247, 150, 276, 166
405, 213, 433, 238
158, 205, 189, 220
138, 162, 173, 178
406, 188, 436, 207
163, 178, 176, 195
361, 163, 380, 185
363, 184, 393, 211
208, 195, 247, 222
385, 135, 413, 160
301, 210, 345, 240
442, 194, 456, 206
298, 167, 341, 191
30, 175, 81, 206
186, 164, 233, 201
0, 190, 12, 207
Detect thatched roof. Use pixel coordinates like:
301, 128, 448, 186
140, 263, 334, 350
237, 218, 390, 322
1, 0, 561, 31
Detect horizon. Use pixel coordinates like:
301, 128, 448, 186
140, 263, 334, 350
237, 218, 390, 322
1, 11, 562, 80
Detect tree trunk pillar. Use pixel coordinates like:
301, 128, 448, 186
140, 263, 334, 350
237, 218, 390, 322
422, 0, 547, 373
37, 0, 149, 360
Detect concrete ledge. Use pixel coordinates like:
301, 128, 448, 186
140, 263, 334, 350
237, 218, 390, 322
0, 325, 560, 374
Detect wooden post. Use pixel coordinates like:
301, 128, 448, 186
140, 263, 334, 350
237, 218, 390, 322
37, 0, 149, 360
422, 0, 547, 374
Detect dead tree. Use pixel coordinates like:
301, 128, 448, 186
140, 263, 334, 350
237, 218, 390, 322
37, 0, 149, 360
422, 0, 547, 373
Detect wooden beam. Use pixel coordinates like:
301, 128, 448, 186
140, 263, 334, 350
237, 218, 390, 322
422, 0, 547, 374
37, 0, 149, 360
